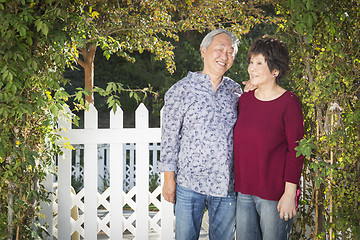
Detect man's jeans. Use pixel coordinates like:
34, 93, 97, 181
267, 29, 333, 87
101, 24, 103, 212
236, 192, 293, 240
175, 184, 236, 240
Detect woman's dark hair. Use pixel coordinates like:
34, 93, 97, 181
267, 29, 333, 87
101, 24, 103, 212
247, 35, 290, 82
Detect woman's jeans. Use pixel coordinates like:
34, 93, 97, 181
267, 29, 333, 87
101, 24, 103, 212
236, 192, 293, 240
175, 184, 236, 240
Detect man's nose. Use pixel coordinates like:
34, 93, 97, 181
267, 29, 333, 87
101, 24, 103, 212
220, 50, 228, 60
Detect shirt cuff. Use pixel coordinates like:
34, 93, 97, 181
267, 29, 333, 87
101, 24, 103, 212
158, 162, 177, 172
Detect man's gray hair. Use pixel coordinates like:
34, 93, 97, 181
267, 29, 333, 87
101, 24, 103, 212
200, 29, 239, 57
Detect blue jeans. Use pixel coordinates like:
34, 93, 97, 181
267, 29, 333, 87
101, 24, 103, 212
175, 184, 236, 240
236, 192, 293, 240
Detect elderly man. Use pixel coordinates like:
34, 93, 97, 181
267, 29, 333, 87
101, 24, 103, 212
159, 29, 246, 240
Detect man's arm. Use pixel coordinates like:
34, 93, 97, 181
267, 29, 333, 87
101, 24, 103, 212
162, 171, 176, 203
159, 84, 184, 204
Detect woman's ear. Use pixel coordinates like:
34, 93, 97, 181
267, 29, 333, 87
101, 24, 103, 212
273, 69, 280, 78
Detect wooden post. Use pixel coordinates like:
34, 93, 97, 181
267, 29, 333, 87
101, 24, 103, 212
76, 43, 97, 104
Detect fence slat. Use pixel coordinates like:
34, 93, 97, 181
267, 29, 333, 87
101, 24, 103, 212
85, 104, 98, 129
110, 143, 124, 238
58, 149, 72, 240
84, 104, 98, 240
110, 104, 123, 129
161, 173, 175, 240
136, 143, 149, 239
84, 143, 98, 239
135, 104, 150, 239
110, 106, 124, 238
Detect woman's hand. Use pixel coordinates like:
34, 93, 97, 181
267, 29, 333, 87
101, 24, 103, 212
277, 182, 297, 221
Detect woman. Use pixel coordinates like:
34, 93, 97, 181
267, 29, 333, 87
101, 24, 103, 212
233, 36, 304, 240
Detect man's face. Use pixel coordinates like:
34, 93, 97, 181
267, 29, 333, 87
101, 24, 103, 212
201, 33, 235, 77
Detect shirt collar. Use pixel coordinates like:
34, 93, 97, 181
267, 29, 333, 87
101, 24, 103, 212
188, 71, 229, 91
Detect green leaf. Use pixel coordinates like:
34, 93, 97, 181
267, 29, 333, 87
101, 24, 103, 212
108, 99, 115, 108
11, 84, 17, 94
2, 70, 9, 80
106, 95, 113, 104
7, 72, 13, 81
27, 36, 33, 45
41, 22, 49, 36
306, 13, 313, 28
106, 83, 113, 92
32, 61, 38, 71
104, 50, 111, 60
35, 19, 42, 32
0, 65, 7, 73
19, 27, 26, 37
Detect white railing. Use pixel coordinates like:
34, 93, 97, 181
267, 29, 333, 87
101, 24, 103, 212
40, 103, 180, 240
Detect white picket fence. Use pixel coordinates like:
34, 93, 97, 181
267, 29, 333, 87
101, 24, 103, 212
70, 142, 161, 193
40, 103, 188, 240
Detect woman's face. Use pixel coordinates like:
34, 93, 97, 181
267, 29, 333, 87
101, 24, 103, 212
247, 53, 278, 86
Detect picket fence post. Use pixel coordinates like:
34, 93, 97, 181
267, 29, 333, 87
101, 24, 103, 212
57, 106, 73, 239
109, 105, 124, 238
135, 104, 150, 239
84, 104, 98, 240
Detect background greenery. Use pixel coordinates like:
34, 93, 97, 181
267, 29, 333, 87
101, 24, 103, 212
0, 0, 359, 239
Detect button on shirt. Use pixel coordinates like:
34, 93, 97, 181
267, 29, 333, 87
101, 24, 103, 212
159, 71, 242, 197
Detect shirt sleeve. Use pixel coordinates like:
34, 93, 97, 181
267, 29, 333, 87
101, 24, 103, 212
283, 93, 305, 185
158, 83, 185, 172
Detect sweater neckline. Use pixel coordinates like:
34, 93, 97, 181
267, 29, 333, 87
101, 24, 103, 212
251, 90, 289, 103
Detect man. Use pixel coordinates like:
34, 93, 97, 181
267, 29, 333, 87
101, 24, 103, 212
159, 29, 245, 240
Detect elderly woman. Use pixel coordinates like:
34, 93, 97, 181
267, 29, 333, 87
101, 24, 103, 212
233, 36, 304, 240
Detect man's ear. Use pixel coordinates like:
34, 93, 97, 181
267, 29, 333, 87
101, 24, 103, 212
200, 46, 206, 58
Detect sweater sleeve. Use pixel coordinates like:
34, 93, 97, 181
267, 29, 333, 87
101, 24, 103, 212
283, 93, 304, 184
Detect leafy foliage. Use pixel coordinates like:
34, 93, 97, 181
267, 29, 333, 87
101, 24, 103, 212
0, 0, 77, 238
274, 0, 360, 238
65, 0, 280, 105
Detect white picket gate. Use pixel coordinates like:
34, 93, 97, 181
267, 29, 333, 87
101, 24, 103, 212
40, 103, 179, 240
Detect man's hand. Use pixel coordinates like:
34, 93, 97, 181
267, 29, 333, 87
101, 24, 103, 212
242, 80, 257, 92
162, 171, 176, 204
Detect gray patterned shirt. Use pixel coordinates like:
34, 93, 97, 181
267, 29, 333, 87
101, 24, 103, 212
159, 71, 242, 197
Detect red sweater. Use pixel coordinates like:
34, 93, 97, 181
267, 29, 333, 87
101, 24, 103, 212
233, 90, 304, 201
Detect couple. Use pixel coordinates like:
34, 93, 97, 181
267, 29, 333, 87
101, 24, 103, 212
159, 29, 304, 240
